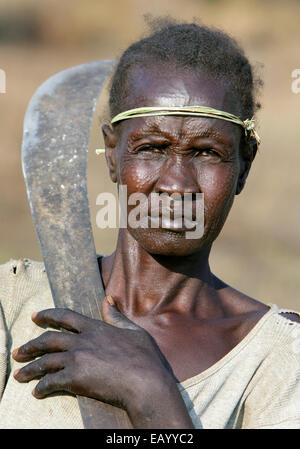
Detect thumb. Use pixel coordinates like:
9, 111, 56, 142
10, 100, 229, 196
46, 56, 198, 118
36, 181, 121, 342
102, 296, 139, 330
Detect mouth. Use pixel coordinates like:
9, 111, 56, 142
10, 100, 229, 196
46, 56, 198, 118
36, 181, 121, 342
148, 215, 197, 232
125, 192, 204, 237
147, 195, 203, 232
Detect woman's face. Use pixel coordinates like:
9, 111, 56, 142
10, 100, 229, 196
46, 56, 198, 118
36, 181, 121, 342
104, 64, 250, 256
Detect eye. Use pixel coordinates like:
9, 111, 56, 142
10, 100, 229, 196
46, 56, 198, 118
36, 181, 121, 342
136, 144, 165, 154
194, 148, 220, 158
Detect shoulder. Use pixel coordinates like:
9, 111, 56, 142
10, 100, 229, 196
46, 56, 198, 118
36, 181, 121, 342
245, 304, 300, 390
259, 303, 300, 348
215, 277, 269, 316
240, 304, 300, 428
0, 258, 46, 277
271, 304, 300, 357
0, 258, 48, 295
269, 303, 300, 333
0, 258, 51, 327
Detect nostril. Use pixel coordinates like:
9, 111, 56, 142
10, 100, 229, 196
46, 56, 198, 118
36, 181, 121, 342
154, 162, 200, 197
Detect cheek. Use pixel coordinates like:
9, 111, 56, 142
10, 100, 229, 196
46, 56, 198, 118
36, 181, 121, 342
201, 163, 238, 198
199, 162, 239, 228
118, 156, 161, 194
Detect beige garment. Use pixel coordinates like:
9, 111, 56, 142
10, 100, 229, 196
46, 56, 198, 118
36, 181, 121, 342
0, 258, 300, 429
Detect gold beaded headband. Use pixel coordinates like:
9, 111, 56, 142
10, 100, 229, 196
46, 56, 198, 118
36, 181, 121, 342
96, 105, 260, 154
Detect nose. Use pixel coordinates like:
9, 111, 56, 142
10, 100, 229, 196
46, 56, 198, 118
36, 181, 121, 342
154, 157, 200, 197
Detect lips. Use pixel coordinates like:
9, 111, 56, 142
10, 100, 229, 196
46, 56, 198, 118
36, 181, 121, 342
147, 194, 202, 228
148, 215, 197, 231
126, 191, 204, 233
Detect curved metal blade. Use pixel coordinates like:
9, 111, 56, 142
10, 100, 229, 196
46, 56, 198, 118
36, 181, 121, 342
22, 60, 132, 428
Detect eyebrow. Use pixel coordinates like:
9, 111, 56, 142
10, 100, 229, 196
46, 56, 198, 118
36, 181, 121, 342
128, 120, 235, 147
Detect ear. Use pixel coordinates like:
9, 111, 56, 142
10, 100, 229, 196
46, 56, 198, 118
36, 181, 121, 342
102, 124, 118, 183
236, 137, 258, 195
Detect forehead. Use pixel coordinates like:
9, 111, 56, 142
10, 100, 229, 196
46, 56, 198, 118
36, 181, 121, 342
118, 64, 242, 144
123, 64, 239, 115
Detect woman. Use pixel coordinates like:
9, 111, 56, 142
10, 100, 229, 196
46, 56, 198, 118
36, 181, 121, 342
0, 21, 299, 429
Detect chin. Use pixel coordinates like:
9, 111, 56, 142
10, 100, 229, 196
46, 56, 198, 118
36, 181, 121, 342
129, 227, 211, 257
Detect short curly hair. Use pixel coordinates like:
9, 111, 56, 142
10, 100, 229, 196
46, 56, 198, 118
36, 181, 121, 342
109, 18, 262, 122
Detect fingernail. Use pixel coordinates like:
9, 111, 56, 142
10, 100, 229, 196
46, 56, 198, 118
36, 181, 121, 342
13, 369, 20, 377
106, 295, 115, 306
31, 312, 38, 320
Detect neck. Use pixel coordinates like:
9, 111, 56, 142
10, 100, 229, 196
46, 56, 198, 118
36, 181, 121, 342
101, 229, 222, 318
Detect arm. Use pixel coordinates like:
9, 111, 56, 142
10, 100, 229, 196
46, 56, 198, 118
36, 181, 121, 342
12, 297, 194, 429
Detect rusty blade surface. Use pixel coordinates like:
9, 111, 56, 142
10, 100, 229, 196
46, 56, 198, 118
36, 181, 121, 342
22, 60, 132, 429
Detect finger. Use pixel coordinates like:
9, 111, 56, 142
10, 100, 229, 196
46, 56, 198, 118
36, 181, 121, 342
102, 296, 139, 331
32, 308, 98, 333
12, 330, 75, 362
14, 353, 65, 383
32, 370, 72, 399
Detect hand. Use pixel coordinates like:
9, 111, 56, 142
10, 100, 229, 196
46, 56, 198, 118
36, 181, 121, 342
12, 297, 175, 417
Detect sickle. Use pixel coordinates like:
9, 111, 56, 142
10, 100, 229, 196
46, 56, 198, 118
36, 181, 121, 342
22, 59, 132, 429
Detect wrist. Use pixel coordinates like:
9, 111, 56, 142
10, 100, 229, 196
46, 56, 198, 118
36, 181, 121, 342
126, 369, 194, 429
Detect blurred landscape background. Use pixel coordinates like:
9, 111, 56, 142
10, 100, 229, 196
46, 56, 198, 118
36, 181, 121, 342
0, 0, 299, 309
